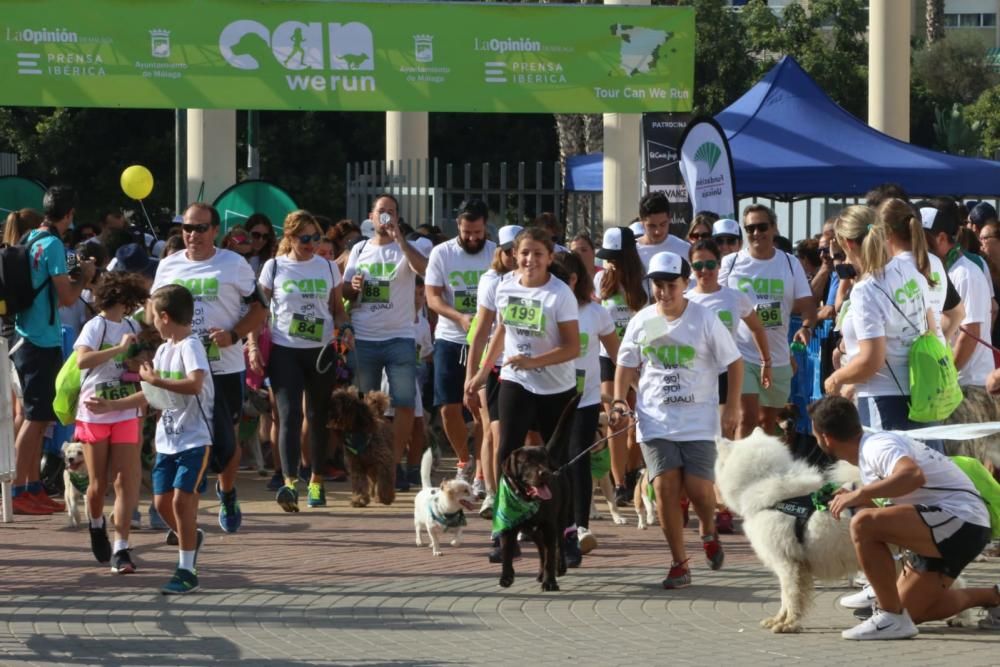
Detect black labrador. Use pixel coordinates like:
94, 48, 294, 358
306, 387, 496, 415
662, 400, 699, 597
498, 394, 580, 591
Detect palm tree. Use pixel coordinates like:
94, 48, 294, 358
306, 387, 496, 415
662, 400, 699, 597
926, 0, 944, 45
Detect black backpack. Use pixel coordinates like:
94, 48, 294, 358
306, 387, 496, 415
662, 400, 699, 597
0, 229, 56, 324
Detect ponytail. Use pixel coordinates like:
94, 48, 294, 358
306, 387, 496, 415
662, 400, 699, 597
908, 214, 937, 287
835, 205, 889, 278
858, 223, 890, 278
877, 197, 937, 287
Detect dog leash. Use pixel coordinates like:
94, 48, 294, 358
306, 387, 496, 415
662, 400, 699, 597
556, 419, 634, 475
959, 325, 1000, 354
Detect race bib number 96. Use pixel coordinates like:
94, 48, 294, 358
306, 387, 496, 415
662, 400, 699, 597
756, 301, 783, 329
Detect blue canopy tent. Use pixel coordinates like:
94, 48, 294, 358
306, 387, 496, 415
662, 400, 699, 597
716, 55, 1000, 199
565, 153, 603, 191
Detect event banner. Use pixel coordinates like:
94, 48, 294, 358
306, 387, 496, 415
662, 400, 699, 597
641, 112, 691, 224
0, 1, 694, 113
677, 117, 737, 220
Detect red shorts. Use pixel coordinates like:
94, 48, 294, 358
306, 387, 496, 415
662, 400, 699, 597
74, 419, 141, 445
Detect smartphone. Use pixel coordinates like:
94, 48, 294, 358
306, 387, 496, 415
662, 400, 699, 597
835, 263, 857, 280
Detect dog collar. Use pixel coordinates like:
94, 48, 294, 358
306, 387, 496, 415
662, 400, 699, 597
427, 494, 467, 531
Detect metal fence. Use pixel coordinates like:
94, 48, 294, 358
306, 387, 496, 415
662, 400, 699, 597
346, 159, 601, 238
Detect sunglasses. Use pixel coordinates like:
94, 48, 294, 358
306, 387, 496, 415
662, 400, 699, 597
296, 233, 321, 244
691, 260, 718, 271
689, 232, 712, 241
182, 223, 211, 234
716, 235, 739, 245
250, 231, 269, 240
744, 223, 771, 235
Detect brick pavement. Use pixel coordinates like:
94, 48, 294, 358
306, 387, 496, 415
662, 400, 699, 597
1, 469, 999, 666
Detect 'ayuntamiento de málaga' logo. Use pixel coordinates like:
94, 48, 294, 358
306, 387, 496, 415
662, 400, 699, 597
693, 141, 722, 172
219, 20, 374, 71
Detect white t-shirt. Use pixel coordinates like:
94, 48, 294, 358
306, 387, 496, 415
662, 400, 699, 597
593, 272, 640, 360
60, 292, 94, 335
478, 269, 512, 366
617, 301, 741, 443
494, 274, 579, 395
343, 240, 417, 342
576, 302, 615, 407
152, 335, 215, 455
636, 235, 692, 272
860, 431, 989, 529
949, 254, 994, 387
260, 255, 342, 349
895, 251, 947, 337
686, 286, 754, 337
74, 316, 141, 424
152, 249, 257, 376
424, 238, 496, 345
844, 258, 930, 397
719, 248, 812, 367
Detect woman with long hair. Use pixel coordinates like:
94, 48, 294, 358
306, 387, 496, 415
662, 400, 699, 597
595, 226, 647, 506
569, 231, 599, 281
2, 207, 42, 246
221, 225, 254, 263
686, 212, 717, 244
250, 210, 354, 512
328, 219, 362, 275
246, 213, 277, 277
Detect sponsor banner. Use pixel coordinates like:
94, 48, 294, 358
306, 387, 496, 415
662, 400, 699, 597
0, 0, 694, 113
677, 117, 737, 220
641, 112, 691, 224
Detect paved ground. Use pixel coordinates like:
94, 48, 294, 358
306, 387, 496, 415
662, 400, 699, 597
1, 468, 999, 666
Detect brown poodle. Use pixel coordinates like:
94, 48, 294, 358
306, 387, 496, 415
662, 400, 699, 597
327, 387, 396, 507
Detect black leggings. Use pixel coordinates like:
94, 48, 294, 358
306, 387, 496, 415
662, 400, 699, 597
268, 344, 336, 481
569, 403, 601, 529
497, 381, 576, 467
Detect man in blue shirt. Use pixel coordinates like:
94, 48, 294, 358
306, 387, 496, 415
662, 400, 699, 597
11, 185, 94, 515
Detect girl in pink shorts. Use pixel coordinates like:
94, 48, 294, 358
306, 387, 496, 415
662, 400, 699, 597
73, 272, 150, 573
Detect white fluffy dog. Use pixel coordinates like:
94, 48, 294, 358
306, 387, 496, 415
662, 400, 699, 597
414, 448, 477, 556
61, 441, 89, 528
715, 428, 860, 633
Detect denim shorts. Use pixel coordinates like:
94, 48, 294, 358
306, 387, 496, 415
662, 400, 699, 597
353, 337, 416, 408
153, 445, 211, 495
433, 339, 468, 406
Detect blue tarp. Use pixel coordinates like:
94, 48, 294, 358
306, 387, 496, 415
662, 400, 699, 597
716, 55, 1000, 199
565, 152, 603, 192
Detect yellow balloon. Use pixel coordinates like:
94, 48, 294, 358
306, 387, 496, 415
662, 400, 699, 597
121, 165, 154, 200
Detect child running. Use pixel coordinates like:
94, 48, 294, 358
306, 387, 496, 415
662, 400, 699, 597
87, 284, 214, 594
72, 272, 148, 572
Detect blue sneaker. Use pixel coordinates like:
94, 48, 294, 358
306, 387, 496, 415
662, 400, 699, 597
149, 505, 168, 530
307, 482, 327, 508
266, 471, 283, 491
216, 482, 242, 533
160, 567, 199, 595
276, 484, 299, 513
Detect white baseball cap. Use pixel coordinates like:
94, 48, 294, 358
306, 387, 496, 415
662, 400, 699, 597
596, 226, 636, 260
411, 236, 433, 257
498, 224, 524, 250
629, 221, 645, 238
712, 218, 741, 239
645, 251, 689, 281
360, 219, 375, 238
919, 207, 938, 230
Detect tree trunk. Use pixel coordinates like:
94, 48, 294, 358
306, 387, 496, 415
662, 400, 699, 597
926, 0, 944, 45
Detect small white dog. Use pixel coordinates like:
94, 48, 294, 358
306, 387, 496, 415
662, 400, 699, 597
632, 469, 657, 530
590, 444, 628, 526
61, 441, 89, 528
414, 448, 477, 556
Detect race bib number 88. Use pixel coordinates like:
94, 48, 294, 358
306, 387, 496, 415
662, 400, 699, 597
362, 280, 390, 304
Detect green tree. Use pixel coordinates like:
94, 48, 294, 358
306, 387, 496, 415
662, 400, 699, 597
965, 85, 1000, 158
679, 0, 755, 115
913, 34, 999, 107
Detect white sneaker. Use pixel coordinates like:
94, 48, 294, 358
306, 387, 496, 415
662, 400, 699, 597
851, 572, 869, 587
979, 584, 1000, 630
578, 527, 597, 554
471, 478, 486, 500
840, 584, 877, 609
456, 456, 475, 484
478, 494, 494, 520
842, 608, 918, 640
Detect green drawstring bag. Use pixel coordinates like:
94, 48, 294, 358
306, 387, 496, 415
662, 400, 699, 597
907, 332, 962, 423
949, 456, 1000, 540
52, 351, 83, 426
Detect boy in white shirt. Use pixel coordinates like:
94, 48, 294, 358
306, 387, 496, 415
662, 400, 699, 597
87, 284, 214, 595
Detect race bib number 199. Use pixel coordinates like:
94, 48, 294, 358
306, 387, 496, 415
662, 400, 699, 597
503, 297, 543, 332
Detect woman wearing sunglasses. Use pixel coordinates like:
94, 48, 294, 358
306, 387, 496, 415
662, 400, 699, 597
246, 213, 277, 278
252, 210, 354, 512
686, 212, 718, 245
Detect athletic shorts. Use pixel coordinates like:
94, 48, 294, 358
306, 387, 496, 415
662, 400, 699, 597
907, 505, 991, 579
75, 419, 140, 445
433, 339, 468, 406
12, 338, 62, 422
153, 445, 211, 495
600, 356, 616, 384
742, 361, 793, 408
639, 438, 716, 483
210, 371, 243, 473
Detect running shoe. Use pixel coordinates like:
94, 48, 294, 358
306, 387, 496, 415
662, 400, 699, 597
578, 526, 598, 555
325, 466, 348, 482
12, 495, 51, 515
406, 464, 421, 487
841, 607, 918, 640
166, 529, 179, 546
703, 534, 724, 570
307, 482, 327, 508
456, 456, 475, 484
715, 509, 735, 535
977, 584, 1000, 630
478, 494, 494, 521
266, 472, 283, 491
130, 509, 142, 530
662, 560, 691, 589
30, 490, 64, 512
216, 482, 242, 533
160, 567, 199, 595
149, 505, 168, 530
110, 549, 136, 574
89, 517, 112, 564
276, 484, 299, 512
472, 478, 486, 500
564, 531, 582, 569
840, 584, 877, 609
614, 485, 629, 508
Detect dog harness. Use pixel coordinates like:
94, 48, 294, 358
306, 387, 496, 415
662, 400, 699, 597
68, 470, 89, 494
772, 482, 840, 544
426, 492, 467, 532
492, 476, 540, 534
344, 432, 370, 456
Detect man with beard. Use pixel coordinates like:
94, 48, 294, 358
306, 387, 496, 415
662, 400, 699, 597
425, 200, 496, 486
343, 194, 428, 489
